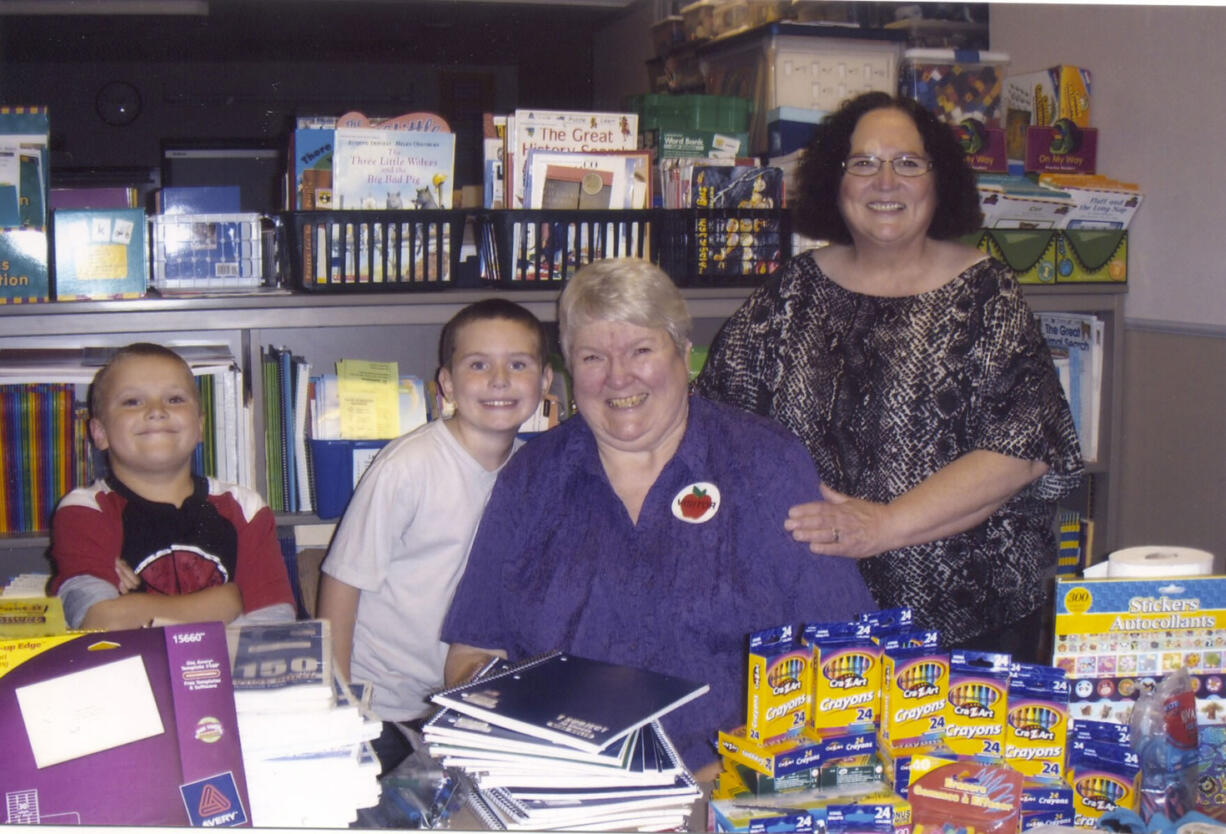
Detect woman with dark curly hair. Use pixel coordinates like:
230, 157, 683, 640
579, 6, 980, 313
694, 92, 1083, 661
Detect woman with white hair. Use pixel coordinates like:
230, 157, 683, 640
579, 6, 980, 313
441, 258, 873, 777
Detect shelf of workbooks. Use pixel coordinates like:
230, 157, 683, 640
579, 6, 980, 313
0, 282, 1125, 572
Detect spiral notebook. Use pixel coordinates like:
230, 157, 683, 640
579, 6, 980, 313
429, 651, 708, 754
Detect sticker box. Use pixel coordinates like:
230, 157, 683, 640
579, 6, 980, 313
1052, 575, 1226, 727
52, 208, 147, 300
0, 622, 250, 826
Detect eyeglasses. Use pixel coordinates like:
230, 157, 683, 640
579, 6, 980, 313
842, 154, 934, 178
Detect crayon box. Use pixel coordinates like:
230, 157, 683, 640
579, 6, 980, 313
747, 624, 810, 744
944, 649, 1011, 757
1005, 662, 1070, 778
803, 620, 880, 732
878, 639, 949, 748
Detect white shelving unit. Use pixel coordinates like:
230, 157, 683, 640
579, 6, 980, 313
0, 281, 1124, 569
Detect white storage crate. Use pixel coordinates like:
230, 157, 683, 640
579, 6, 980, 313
700, 23, 902, 153
150, 212, 264, 292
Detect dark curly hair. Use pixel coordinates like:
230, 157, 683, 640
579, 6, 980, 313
793, 92, 983, 244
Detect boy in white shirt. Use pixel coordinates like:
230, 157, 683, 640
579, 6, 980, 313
317, 299, 552, 774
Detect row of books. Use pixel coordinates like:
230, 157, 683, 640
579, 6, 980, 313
1037, 311, 1105, 464
422, 651, 707, 831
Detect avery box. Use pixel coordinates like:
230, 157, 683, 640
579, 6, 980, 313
52, 208, 148, 300
0, 622, 250, 826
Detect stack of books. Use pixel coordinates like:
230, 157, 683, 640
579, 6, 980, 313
226, 619, 382, 827
423, 651, 708, 831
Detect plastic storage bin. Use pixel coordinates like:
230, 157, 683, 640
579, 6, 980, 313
475, 208, 791, 289
150, 212, 265, 292
477, 209, 659, 285
700, 23, 903, 153
309, 438, 390, 519
283, 209, 467, 291
899, 48, 1010, 128
629, 93, 752, 135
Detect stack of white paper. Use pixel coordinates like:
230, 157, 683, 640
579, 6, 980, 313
226, 620, 382, 827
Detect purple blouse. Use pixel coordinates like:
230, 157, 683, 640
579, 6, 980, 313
441, 394, 875, 769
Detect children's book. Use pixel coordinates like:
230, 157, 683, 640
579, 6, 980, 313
430, 651, 707, 754
505, 109, 638, 210
690, 164, 783, 209
332, 127, 455, 210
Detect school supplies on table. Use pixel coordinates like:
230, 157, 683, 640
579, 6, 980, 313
430, 650, 708, 755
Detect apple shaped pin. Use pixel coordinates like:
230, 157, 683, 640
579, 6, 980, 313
672, 482, 720, 524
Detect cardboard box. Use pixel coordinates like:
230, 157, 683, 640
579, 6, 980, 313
1003, 65, 1092, 173
0, 106, 50, 304
1052, 575, 1226, 726
52, 208, 148, 300
0, 622, 250, 826
717, 723, 876, 778
710, 784, 909, 833
976, 174, 1075, 229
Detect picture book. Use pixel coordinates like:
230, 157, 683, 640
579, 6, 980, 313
430, 651, 708, 754
523, 149, 650, 211
332, 127, 455, 210
506, 109, 638, 210
690, 164, 783, 210
293, 122, 335, 210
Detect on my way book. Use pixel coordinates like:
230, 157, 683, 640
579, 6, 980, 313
430, 651, 708, 754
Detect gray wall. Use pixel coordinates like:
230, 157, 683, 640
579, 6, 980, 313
990, 5, 1226, 566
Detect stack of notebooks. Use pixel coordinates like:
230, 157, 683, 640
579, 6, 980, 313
423, 651, 709, 831
226, 619, 382, 827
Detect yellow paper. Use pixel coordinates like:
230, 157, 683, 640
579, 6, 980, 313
337, 358, 399, 439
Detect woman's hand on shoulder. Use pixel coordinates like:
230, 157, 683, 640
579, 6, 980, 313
785, 483, 895, 560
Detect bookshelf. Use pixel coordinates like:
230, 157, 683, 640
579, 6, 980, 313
0, 281, 1125, 570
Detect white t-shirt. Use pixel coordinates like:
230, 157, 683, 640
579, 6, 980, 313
321, 418, 519, 720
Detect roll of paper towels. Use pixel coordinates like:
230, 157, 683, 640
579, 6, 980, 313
1083, 545, 1215, 578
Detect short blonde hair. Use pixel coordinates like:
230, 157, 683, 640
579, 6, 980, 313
89, 342, 198, 418
557, 259, 692, 360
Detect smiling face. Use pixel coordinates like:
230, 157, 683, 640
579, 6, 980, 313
567, 318, 690, 457
437, 316, 552, 442
89, 353, 203, 484
838, 107, 938, 250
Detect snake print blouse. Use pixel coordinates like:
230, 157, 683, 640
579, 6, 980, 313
694, 251, 1084, 643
